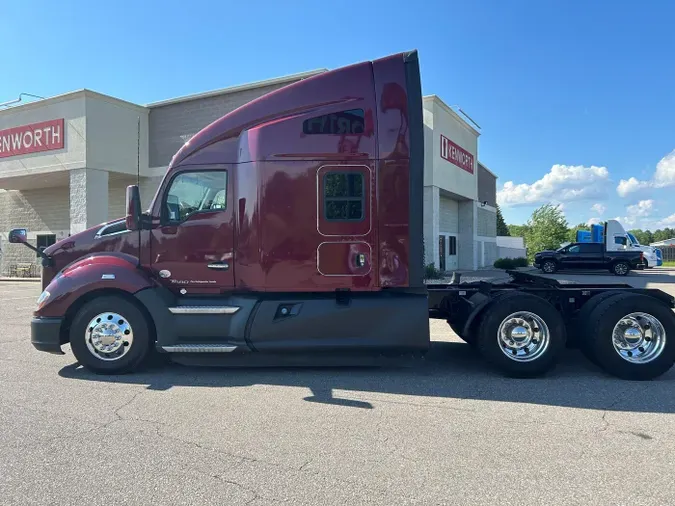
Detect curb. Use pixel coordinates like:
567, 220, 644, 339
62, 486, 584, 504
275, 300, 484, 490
0, 278, 40, 282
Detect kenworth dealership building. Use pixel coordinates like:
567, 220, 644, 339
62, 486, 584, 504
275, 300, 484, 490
0, 72, 497, 276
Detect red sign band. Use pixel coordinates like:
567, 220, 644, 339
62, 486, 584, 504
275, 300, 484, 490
0, 119, 65, 159
440, 134, 474, 174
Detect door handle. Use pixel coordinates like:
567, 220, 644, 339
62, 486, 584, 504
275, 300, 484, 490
207, 262, 230, 270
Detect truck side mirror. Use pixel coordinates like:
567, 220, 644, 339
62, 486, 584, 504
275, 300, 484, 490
8, 228, 28, 244
125, 185, 142, 231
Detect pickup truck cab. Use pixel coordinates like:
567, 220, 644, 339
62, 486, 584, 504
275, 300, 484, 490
534, 242, 644, 276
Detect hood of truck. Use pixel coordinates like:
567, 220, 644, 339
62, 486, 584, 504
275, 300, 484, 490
41, 219, 133, 288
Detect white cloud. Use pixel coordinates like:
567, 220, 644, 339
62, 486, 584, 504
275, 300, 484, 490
617, 150, 675, 197
587, 217, 603, 225
498, 164, 610, 207
590, 203, 606, 215
657, 214, 675, 227
626, 199, 654, 218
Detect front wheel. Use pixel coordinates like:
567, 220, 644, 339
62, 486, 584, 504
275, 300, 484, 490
476, 293, 566, 377
69, 295, 153, 374
612, 261, 630, 276
541, 260, 557, 274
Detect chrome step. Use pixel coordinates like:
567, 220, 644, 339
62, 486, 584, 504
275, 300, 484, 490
168, 306, 239, 315
161, 344, 238, 353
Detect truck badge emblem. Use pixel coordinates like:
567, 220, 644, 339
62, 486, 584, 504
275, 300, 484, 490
159, 270, 171, 278
180, 288, 187, 295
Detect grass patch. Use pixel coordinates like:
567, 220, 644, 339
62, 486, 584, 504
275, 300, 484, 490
661, 261, 675, 267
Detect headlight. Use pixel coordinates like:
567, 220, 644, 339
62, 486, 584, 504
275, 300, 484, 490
36, 290, 50, 310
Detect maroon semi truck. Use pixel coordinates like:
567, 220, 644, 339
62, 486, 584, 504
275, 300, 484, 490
10, 50, 675, 380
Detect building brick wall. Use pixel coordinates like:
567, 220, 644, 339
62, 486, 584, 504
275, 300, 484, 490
439, 196, 458, 234
477, 207, 496, 237
477, 164, 497, 208
423, 186, 440, 266
148, 83, 294, 168
69, 169, 108, 234
483, 241, 499, 267
458, 200, 475, 270
0, 187, 69, 275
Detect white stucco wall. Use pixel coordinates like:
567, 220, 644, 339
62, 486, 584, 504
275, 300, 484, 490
423, 96, 478, 201
86, 93, 149, 176
0, 95, 87, 186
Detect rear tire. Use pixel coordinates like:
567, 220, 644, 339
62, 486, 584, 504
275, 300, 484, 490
447, 320, 476, 347
586, 293, 675, 380
69, 295, 152, 374
572, 291, 625, 358
476, 293, 566, 378
612, 261, 630, 276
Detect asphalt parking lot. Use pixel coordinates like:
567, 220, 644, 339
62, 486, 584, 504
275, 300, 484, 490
2, 275, 675, 506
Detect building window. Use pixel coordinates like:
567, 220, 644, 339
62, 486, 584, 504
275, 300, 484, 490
448, 236, 457, 255
303, 109, 365, 135
323, 172, 364, 221
164, 171, 227, 223
36, 234, 56, 257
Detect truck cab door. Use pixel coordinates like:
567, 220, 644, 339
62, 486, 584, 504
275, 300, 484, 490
150, 167, 235, 294
561, 244, 581, 268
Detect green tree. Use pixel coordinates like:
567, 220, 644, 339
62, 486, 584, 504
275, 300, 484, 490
496, 205, 509, 236
524, 204, 569, 261
628, 229, 654, 245
508, 224, 530, 238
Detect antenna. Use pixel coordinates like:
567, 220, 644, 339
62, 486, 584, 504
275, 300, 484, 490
136, 116, 141, 187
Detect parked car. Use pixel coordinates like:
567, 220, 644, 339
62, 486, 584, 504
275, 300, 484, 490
534, 242, 644, 276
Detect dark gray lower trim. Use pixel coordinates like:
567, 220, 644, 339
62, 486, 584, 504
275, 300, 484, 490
134, 288, 430, 357
31, 317, 65, 355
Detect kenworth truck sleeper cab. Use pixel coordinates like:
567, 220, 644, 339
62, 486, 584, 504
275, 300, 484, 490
11, 51, 675, 380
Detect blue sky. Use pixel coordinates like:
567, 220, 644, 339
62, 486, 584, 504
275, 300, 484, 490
2, 0, 674, 229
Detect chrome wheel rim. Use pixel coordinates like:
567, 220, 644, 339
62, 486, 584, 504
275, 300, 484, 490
611, 312, 666, 364
85, 312, 134, 362
497, 311, 550, 362
615, 263, 628, 275
543, 262, 555, 273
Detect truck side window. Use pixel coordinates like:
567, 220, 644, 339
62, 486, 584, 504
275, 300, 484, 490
303, 109, 365, 135
323, 172, 364, 221
164, 171, 227, 223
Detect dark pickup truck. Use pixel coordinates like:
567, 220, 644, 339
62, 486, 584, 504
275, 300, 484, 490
534, 242, 644, 276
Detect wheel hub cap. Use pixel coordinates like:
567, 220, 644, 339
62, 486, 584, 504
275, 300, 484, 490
497, 312, 550, 362
85, 312, 134, 361
612, 312, 666, 364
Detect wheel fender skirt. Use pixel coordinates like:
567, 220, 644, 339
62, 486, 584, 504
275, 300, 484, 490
36, 255, 153, 318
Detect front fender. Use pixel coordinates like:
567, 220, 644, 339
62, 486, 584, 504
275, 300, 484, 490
37, 254, 154, 318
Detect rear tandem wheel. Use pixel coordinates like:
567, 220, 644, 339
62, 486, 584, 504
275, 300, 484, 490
583, 293, 675, 380
475, 292, 567, 378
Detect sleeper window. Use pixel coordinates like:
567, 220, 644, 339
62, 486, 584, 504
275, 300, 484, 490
303, 109, 365, 135
323, 172, 364, 221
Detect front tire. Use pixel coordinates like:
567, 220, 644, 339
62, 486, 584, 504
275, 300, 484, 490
541, 260, 557, 274
69, 295, 152, 374
476, 293, 566, 378
585, 293, 675, 380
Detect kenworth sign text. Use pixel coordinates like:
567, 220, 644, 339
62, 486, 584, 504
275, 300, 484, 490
440, 134, 474, 174
0, 119, 64, 159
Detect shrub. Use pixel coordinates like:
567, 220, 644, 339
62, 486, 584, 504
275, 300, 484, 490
424, 263, 444, 280
494, 257, 529, 269
513, 257, 529, 267
494, 258, 515, 269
